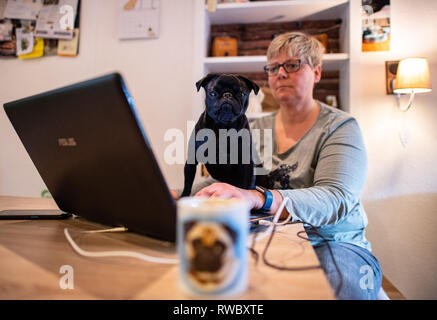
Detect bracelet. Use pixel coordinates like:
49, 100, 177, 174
255, 186, 273, 213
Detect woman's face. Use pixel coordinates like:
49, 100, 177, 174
267, 51, 321, 106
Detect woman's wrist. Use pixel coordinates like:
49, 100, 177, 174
271, 190, 290, 219
270, 190, 283, 213
245, 188, 277, 212
243, 189, 265, 210
242, 188, 290, 220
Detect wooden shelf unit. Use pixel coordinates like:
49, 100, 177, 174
193, 0, 351, 114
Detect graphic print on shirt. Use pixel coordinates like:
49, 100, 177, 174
257, 162, 298, 189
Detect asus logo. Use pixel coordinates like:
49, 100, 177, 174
58, 138, 77, 147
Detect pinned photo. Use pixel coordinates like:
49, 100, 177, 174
15, 27, 34, 55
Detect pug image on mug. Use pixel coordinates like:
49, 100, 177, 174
183, 221, 238, 290
177, 197, 249, 297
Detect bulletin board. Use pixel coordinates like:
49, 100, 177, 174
0, 0, 81, 59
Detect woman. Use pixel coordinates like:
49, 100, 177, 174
174, 32, 382, 300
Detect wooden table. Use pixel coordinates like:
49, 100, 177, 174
0, 196, 334, 299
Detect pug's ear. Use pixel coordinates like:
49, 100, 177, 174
237, 75, 260, 95
196, 74, 219, 92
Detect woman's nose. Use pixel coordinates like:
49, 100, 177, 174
276, 65, 289, 78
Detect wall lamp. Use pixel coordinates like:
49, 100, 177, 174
386, 58, 432, 147
391, 58, 432, 111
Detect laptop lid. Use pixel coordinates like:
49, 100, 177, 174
3, 73, 177, 242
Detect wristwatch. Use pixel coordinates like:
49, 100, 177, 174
255, 186, 273, 213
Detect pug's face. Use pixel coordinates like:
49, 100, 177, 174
183, 221, 238, 289
196, 74, 260, 125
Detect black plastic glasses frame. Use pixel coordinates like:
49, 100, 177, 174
263, 59, 306, 76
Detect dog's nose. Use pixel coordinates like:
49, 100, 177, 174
223, 92, 233, 99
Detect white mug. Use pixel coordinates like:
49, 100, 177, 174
177, 197, 249, 298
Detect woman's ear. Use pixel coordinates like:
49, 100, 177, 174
313, 64, 322, 84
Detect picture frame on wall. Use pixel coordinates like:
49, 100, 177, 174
0, 0, 81, 59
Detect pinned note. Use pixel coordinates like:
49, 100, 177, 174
118, 0, 160, 40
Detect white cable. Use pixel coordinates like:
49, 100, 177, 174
64, 228, 179, 264
251, 197, 292, 243
81, 227, 128, 234
272, 197, 292, 225
65, 199, 292, 264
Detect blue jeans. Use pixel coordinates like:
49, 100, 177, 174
313, 242, 382, 300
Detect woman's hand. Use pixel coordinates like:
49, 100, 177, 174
194, 183, 290, 219
195, 182, 264, 210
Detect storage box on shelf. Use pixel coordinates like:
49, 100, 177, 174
210, 19, 342, 57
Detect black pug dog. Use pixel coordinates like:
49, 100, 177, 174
180, 74, 259, 197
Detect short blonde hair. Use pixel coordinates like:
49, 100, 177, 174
267, 31, 325, 69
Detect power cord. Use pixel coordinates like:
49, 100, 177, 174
64, 227, 178, 264
249, 196, 293, 244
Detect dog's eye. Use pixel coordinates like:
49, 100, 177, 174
213, 242, 226, 255
209, 91, 217, 97
241, 92, 247, 97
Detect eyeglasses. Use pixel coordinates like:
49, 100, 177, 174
263, 59, 306, 76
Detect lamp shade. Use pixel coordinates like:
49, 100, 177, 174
394, 58, 432, 94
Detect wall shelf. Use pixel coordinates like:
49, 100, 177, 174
208, 0, 349, 25
193, 0, 351, 113
204, 53, 349, 73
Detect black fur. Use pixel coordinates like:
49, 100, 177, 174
181, 74, 259, 197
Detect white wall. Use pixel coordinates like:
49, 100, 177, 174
349, 0, 437, 299
0, 0, 195, 197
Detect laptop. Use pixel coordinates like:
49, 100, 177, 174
4, 73, 271, 242
4, 73, 177, 242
